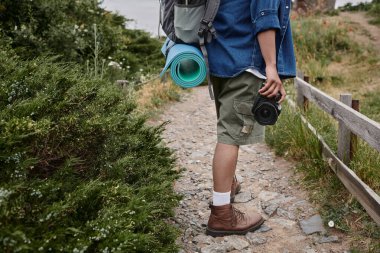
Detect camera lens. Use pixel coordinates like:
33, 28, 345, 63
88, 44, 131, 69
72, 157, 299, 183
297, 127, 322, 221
254, 103, 278, 125
260, 108, 272, 119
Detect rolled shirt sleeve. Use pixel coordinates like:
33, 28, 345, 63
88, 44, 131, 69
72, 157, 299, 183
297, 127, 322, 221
251, 0, 281, 36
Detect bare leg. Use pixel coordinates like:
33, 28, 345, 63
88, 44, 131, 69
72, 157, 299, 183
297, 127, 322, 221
207, 143, 264, 236
212, 143, 239, 192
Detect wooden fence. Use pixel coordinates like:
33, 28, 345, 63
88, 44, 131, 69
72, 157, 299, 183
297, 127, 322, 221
291, 73, 380, 225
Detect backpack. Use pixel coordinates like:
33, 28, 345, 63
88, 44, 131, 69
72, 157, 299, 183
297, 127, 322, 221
159, 0, 221, 99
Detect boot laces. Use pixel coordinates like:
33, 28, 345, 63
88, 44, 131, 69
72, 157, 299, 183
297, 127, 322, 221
232, 206, 246, 226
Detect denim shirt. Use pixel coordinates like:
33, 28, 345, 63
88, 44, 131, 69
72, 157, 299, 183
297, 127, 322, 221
206, 0, 296, 79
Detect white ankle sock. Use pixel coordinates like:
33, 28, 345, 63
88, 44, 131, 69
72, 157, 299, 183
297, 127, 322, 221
212, 191, 231, 206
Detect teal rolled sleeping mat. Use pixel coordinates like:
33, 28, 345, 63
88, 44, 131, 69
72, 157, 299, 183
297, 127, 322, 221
160, 39, 206, 88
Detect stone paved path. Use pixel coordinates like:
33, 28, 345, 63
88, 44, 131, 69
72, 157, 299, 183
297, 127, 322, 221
155, 86, 351, 253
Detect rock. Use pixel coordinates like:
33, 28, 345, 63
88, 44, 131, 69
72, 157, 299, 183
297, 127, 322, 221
277, 208, 296, 220
255, 224, 272, 233
236, 175, 244, 182
300, 215, 326, 235
317, 235, 340, 244
229, 250, 254, 253
259, 166, 271, 171
193, 234, 214, 245
263, 203, 279, 216
224, 236, 249, 251
246, 233, 267, 245
304, 246, 317, 253
190, 150, 208, 159
258, 191, 279, 202
184, 228, 193, 241
200, 244, 227, 253
271, 196, 297, 205
271, 218, 297, 230
240, 146, 255, 153
234, 191, 254, 203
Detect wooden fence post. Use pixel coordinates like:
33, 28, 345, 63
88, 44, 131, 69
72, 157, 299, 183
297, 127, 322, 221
338, 94, 353, 165
350, 100, 360, 161
302, 76, 310, 110
295, 71, 304, 108
295, 71, 309, 111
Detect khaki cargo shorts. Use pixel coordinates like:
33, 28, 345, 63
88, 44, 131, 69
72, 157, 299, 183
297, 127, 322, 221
211, 72, 265, 146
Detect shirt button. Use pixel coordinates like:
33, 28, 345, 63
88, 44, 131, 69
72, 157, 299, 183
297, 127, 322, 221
261, 12, 265, 15
282, 26, 286, 29
286, 6, 289, 8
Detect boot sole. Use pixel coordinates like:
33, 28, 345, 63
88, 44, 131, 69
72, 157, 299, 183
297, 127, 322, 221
206, 218, 265, 237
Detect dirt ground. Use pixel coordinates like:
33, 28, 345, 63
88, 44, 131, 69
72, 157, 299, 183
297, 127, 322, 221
321, 11, 380, 99
340, 11, 380, 53
154, 86, 353, 253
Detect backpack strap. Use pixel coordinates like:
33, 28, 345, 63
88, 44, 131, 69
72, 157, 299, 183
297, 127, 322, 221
198, 0, 220, 100
199, 36, 214, 100
198, 0, 220, 43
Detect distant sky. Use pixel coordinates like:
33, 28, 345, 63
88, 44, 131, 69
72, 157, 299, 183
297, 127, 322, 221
101, 0, 161, 36
101, 0, 373, 36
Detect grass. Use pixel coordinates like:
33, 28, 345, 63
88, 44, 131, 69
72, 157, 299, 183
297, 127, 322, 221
292, 16, 377, 88
362, 88, 380, 122
266, 95, 380, 252
265, 14, 380, 252
135, 77, 185, 117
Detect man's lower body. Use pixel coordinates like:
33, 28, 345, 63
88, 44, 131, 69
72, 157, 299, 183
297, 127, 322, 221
207, 72, 265, 236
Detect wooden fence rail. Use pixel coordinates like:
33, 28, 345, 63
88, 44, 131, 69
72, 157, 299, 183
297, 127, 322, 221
293, 75, 380, 225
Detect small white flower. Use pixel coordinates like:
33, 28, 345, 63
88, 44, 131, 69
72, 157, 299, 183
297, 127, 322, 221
0, 188, 12, 205
328, 220, 334, 228
108, 61, 121, 69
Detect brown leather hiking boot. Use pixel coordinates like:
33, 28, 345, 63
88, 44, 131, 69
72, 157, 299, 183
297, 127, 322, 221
206, 204, 264, 236
230, 175, 241, 203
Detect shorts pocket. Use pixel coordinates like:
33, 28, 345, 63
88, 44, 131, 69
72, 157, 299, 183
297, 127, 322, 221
231, 100, 265, 142
174, 0, 205, 44
232, 100, 255, 137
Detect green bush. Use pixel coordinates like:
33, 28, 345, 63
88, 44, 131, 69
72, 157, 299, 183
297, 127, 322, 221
0, 46, 180, 252
0, 0, 164, 80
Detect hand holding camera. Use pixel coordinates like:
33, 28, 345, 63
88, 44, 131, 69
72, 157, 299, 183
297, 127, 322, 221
252, 66, 286, 126
259, 65, 286, 103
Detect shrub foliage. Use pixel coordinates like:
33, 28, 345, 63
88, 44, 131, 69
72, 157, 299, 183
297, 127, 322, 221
0, 46, 180, 252
0, 0, 164, 79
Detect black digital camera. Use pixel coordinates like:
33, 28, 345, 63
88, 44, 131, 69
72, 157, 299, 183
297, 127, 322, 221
251, 90, 282, 126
